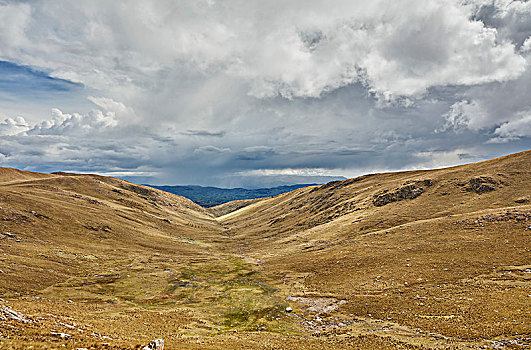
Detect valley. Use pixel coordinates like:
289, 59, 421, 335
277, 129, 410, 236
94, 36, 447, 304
0, 151, 530, 349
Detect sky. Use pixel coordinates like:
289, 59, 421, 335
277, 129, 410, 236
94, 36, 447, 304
0, 0, 529, 188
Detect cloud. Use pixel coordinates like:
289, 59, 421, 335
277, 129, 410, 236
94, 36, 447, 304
193, 145, 231, 154
470, 0, 531, 49
215, 174, 346, 189
490, 110, 531, 143
236, 1, 526, 99
236, 146, 275, 161
413, 148, 485, 169
437, 61, 531, 136
28, 108, 117, 135
0, 106, 122, 173
94, 171, 158, 177
0, 0, 527, 101
0, 1, 529, 187
0, 116, 30, 136
0, 3, 31, 54
438, 100, 488, 132
182, 129, 226, 137
236, 167, 334, 176
522, 37, 531, 53
88, 96, 130, 115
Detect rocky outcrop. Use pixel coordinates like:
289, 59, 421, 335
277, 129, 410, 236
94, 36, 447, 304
373, 180, 432, 207
465, 176, 498, 194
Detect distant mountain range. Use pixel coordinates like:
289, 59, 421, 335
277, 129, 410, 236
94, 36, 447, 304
145, 184, 316, 207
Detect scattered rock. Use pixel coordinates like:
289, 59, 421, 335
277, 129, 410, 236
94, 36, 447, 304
515, 198, 528, 203
142, 339, 164, 350
72, 194, 104, 205
83, 223, 112, 232
285, 306, 293, 313
0, 306, 31, 323
286, 296, 346, 313
51, 331, 73, 339
456, 210, 531, 227
489, 338, 525, 349
1, 232, 16, 239
59, 321, 75, 329
29, 211, 51, 219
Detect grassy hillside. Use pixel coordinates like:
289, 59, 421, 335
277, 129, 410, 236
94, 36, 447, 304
0, 150, 530, 349
218, 150, 531, 346
146, 184, 315, 207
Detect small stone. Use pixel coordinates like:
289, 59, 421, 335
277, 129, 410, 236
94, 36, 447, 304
142, 339, 164, 350
50, 332, 73, 339
285, 306, 293, 313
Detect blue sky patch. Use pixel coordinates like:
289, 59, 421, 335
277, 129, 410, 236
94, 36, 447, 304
0, 60, 84, 98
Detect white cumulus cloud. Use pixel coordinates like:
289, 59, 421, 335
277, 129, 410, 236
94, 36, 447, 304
0, 116, 30, 136
490, 110, 531, 142
28, 108, 117, 135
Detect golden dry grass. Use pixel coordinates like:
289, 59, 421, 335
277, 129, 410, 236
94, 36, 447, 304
1, 151, 530, 349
